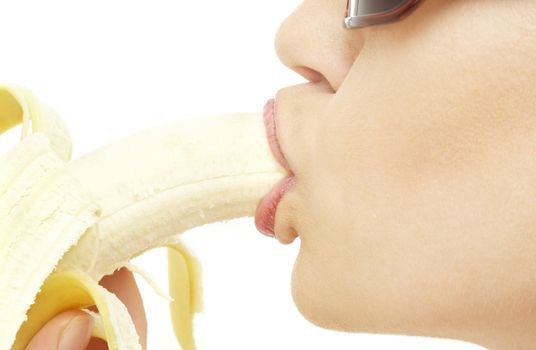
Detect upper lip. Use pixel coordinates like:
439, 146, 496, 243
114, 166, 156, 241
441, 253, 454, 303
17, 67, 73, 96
263, 98, 293, 176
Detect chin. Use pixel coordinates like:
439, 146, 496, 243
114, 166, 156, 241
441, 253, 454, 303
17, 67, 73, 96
289, 246, 424, 337
289, 249, 356, 333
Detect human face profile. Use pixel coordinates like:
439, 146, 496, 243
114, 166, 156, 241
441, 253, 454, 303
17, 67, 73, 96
270, 1, 536, 348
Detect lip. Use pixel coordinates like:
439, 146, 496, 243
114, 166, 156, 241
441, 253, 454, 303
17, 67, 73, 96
254, 175, 296, 238
255, 98, 295, 239
262, 98, 293, 175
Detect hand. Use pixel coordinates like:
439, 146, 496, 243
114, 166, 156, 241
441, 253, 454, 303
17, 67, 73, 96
25, 267, 147, 350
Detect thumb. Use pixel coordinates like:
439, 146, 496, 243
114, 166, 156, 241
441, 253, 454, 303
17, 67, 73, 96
25, 310, 94, 350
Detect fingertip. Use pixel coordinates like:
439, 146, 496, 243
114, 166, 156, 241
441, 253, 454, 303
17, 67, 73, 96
25, 310, 93, 350
57, 314, 94, 350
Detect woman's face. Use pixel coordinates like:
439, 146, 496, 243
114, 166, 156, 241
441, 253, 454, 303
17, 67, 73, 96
272, 0, 536, 347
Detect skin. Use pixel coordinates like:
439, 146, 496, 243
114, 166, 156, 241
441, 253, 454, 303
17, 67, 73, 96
271, 0, 536, 349
26, 1, 536, 349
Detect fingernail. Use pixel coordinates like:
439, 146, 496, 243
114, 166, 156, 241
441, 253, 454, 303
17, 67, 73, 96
57, 315, 94, 350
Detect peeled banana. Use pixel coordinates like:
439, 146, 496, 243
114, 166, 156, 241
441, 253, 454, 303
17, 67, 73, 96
0, 84, 287, 349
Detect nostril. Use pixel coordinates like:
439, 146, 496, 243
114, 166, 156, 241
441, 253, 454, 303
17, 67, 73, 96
292, 66, 326, 83
291, 66, 337, 93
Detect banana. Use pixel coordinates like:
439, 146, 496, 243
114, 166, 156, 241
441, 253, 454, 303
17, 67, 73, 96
0, 84, 287, 349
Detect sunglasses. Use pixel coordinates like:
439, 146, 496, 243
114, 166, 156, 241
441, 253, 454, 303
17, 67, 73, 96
345, 0, 424, 28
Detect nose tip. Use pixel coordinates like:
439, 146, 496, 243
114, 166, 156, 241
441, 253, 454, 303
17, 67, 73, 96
273, 1, 365, 93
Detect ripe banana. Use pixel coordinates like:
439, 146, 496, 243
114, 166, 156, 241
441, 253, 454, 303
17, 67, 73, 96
0, 84, 287, 349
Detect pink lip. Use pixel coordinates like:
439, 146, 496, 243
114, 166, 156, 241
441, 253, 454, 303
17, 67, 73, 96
255, 175, 296, 238
255, 98, 296, 238
262, 98, 293, 175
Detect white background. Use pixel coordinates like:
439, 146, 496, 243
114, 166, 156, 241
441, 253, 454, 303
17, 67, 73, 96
0, 1, 485, 349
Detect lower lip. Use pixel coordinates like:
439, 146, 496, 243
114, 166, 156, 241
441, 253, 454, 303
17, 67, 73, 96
255, 175, 296, 238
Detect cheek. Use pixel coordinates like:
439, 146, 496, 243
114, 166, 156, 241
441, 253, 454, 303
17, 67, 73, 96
292, 94, 536, 335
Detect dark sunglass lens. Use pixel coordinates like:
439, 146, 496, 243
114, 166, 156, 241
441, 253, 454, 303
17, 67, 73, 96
358, 0, 410, 16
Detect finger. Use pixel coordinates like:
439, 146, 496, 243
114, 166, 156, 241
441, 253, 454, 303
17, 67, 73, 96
87, 267, 148, 350
25, 310, 94, 350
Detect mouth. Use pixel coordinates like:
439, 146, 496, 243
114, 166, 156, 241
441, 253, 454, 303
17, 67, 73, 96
262, 98, 293, 175
254, 98, 296, 240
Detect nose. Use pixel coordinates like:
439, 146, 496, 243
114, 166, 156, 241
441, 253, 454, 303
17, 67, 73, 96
274, 0, 365, 92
